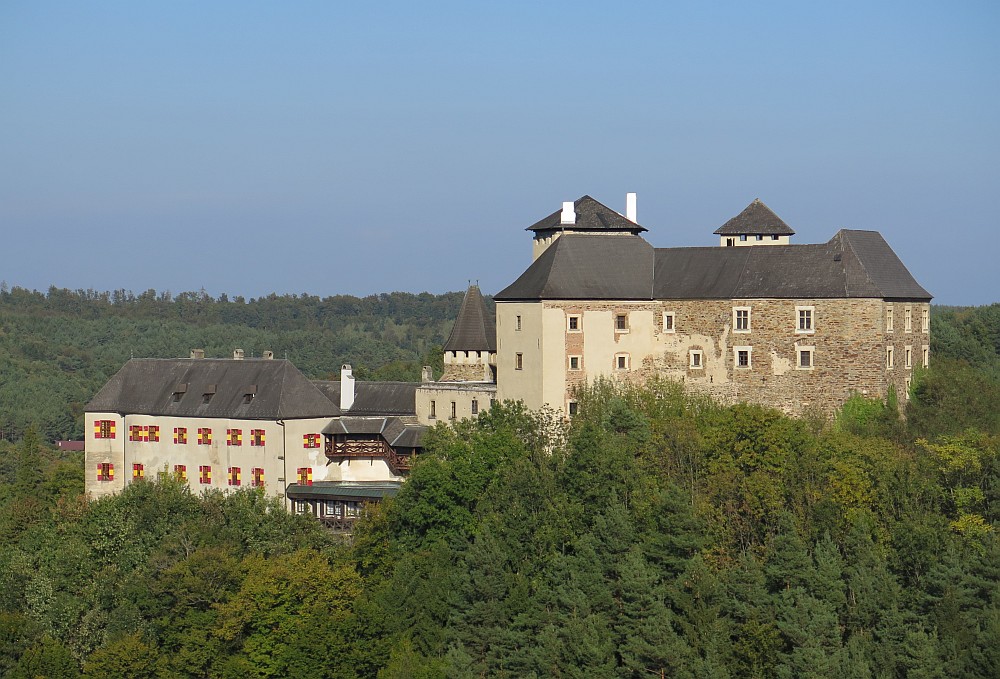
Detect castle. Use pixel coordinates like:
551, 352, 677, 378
85, 194, 931, 521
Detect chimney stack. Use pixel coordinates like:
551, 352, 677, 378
421, 365, 434, 383
263, 350, 274, 360
233, 348, 244, 360
626, 193, 637, 223
560, 201, 576, 225
340, 364, 355, 411
190, 349, 205, 359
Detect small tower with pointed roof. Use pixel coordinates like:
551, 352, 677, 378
528, 195, 648, 262
440, 284, 497, 382
714, 198, 794, 247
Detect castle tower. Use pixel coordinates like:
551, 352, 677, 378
440, 284, 497, 383
714, 198, 795, 247
528, 194, 648, 261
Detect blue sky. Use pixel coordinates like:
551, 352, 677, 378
2, 1, 997, 305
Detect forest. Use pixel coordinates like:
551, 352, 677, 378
0, 293, 997, 677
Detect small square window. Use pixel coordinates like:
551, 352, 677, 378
615, 314, 628, 332
569, 355, 581, 371
227, 428, 242, 446
740, 234, 748, 242
756, 234, 763, 241
174, 465, 187, 482
297, 467, 313, 486
663, 312, 675, 333
174, 427, 188, 445
797, 348, 814, 369
132, 463, 144, 480
689, 350, 703, 369
771, 235, 779, 241
250, 429, 265, 446
734, 347, 752, 369
228, 467, 241, 487
199, 465, 212, 485
97, 462, 114, 482
568, 401, 578, 416
252, 467, 264, 487
615, 354, 629, 370
567, 314, 581, 332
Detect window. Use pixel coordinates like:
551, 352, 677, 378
905, 377, 912, 399
740, 234, 747, 242
199, 465, 212, 484
297, 467, 313, 486
734, 347, 752, 369
471, 399, 479, 415
515, 353, 523, 370
796, 306, 814, 333
923, 346, 929, 368
294, 500, 310, 515
905, 307, 912, 332
568, 401, 578, 416
173, 427, 188, 445
886, 346, 894, 369
905, 346, 912, 369
250, 429, 265, 446
251, 467, 264, 487
132, 463, 144, 480
228, 467, 241, 487
615, 314, 628, 332
733, 307, 751, 333
129, 425, 146, 442
568, 355, 581, 371
922, 308, 929, 333
886, 306, 894, 332
303, 433, 321, 449
429, 400, 436, 419
227, 428, 242, 446
615, 353, 630, 370
771, 235, 779, 240
174, 464, 187, 482
756, 234, 763, 241
148, 425, 159, 442
450, 401, 457, 420
94, 420, 116, 439
797, 347, 814, 369
567, 314, 581, 332
197, 428, 212, 445
663, 312, 675, 333
515, 315, 522, 331
97, 462, 114, 482
689, 350, 703, 369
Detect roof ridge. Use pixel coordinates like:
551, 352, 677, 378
836, 229, 877, 297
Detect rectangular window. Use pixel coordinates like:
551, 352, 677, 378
129, 425, 146, 442
568, 401, 578, 416
615, 353, 630, 370
515, 315, 522, 331
615, 314, 628, 332
663, 312, 675, 332
886, 346, 894, 369
429, 400, 436, 419
796, 306, 814, 333
148, 425, 159, 442
199, 465, 212, 484
689, 350, 703, 369
734, 307, 751, 333
905, 377, 912, 400
740, 234, 748, 242
197, 428, 212, 445
797, 347, 814, 369
515, 353, 523, 370
227, 428, 242, 446
173, 427, 188, 445
922, 308, 929, 333
567, 314, 581, 332
303, 433, 321, 449
97, 462, 114, 482
297, 467, 313, 486
250, 429, 265, 446
174, 465, 187, 482
568, 355, 581, 371
905, 307, 912, 332
450, 401, 457, 420
905, 346, 912, 369
886, 306, 894, 332
293, 500, 310, 515
94, 420, 116, 439
228, 467, 241, 487
923, 346, 929, 368
251, 467, 264, 487
734, 347, 752, 369
132, 463, 144, 480
471, 399, 478, 415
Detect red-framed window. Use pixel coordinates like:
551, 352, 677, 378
228, 467, 241, 486
227, 429, 242, 446
199, 465, 212, 484
250, 429, 265, 446
197, 428, 212, 445
251, 467, 264, 487
129, 425, 145, 442
148, 425, 160, 442
303, 433, 321, 449
97, 462, 114, 481
297, 467, 313, 486
94, 420, 116, 439
174, 427, 188, 444
174, 464, 187, 481
132, 463, 144, 480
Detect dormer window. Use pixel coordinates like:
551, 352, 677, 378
203, 384, 217, 404
172, 383, 188, 403
243, 385, 257, 404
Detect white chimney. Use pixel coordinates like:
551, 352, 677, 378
263, 350, 274, 360
626, 192, 637, 223
421, 365, 434, 383
560, 201, 576, 225
340, 364, 355, 411
233, 348, 244, 360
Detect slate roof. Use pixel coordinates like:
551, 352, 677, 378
443, 285, 497, 353
323, 416, 426, 447
714, 199, 795, 236
526, 195, 647, 234
285, 481, 402, 500
312, 381, 419, 417
496, 230, 931, 301
86, 358, 338, 419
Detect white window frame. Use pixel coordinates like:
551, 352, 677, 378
905, 377, 912, 400
921, 307, 929, 333
568, 355, 582, 371
662, 311, 676, 333
886, 346, 894, 369
689, 349, 703, 369
614, 353, 630, 370
795, 306, 815, 334
796, 345, 815, 370
886, 305, 894, 333
905, 307, 912, 333
733, 307, 751, 333
905, 345, 912, 369
567, 314, 582, 332
567, 400, 578, 416
734, 346, 752, 369
922, 345, 929, 368
614, 313, 629, 333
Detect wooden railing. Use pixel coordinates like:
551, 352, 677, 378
325, 437, 414, 474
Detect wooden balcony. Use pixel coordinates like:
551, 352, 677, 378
325, 436, 414, 475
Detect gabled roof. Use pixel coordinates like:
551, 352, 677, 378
322, 416, 426, 447
443, 285, 497, 353
312, 381, 419, 417
527, 195, 647, 234
496, 230, 931, 301
86, 358, 337, 419
714, 198, 795, 236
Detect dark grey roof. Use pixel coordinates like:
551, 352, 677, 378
495, 233, 655, 301
312, 381, 419, 417
443, 285, 496, 353
497, 230, 930, 301
322, 416, 427, 447
526, 195, 647, 234
86, 358, 338, 419
286, 481, 402, 500
714, 199, 795, 236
